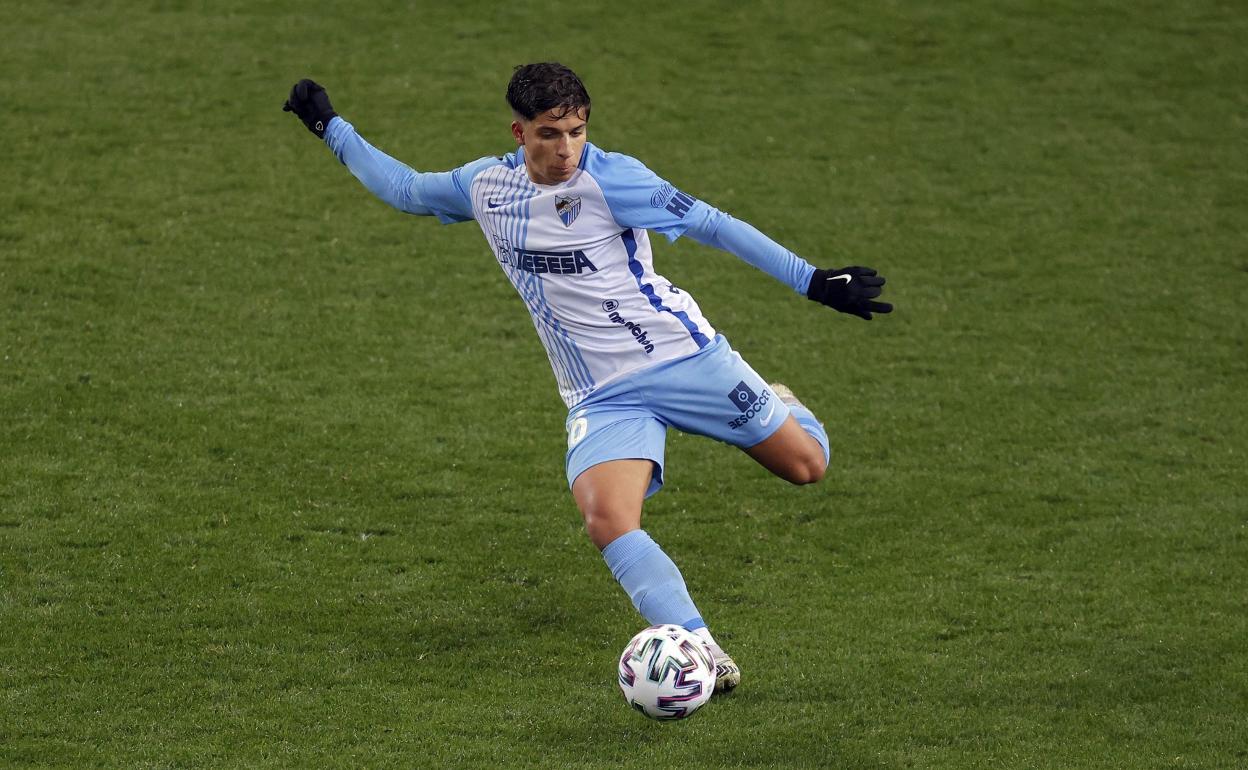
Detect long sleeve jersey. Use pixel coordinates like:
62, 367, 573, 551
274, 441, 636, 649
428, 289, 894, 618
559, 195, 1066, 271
324, 117, 816, 408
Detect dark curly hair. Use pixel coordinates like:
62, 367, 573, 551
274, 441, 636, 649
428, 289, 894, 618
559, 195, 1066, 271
506, 62, 591, 121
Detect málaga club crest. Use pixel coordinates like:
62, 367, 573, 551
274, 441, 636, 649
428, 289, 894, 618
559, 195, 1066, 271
555, 195, 582, 227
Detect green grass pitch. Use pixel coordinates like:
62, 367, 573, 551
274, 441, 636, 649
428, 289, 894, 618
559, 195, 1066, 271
2, 1, 1246, 767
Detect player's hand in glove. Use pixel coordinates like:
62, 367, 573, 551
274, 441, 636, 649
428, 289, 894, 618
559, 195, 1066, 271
806, 266, 893, 320
283, 79, 337, 138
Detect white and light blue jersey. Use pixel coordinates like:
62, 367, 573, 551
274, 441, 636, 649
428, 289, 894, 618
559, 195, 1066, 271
324, 118, 816, 407
465, 144, 723, 406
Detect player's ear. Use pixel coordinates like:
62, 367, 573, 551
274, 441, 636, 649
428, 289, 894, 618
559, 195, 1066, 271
511, 119, 525, 146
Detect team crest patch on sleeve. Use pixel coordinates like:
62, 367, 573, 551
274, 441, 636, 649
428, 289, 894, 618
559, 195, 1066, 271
555, 195, 582, 227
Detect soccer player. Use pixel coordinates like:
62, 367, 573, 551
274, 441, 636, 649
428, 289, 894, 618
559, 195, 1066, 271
283, 63, 891, 694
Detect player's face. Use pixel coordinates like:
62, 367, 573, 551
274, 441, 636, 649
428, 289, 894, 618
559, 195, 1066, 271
512, 107, 588, 186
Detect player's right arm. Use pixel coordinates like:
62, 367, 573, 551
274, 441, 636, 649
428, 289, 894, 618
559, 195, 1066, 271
283, 79, 496, 224
593, 149, 893, 321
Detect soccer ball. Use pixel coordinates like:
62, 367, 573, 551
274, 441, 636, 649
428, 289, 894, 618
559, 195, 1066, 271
617, 624, 717, 720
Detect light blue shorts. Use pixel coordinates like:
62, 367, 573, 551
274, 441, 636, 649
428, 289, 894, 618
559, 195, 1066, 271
564, 335, 791, 497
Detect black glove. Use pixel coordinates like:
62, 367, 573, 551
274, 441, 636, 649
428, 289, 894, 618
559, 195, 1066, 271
283, 79, 337, 138
806, 266, 893, 320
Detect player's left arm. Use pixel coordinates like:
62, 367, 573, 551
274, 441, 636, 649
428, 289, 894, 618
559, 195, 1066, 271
684, 209, 893, 321
596, 151, 891, 321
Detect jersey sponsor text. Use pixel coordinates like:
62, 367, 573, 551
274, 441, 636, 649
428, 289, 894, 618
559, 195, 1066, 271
511, 248, 599, 275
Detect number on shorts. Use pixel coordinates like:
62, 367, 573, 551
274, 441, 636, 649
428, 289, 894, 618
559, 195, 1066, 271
567, 416, 589, 448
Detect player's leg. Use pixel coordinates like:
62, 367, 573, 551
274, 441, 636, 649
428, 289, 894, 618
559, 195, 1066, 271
571, 458, 651, 550
572, 459, 740, 687
570, 457, 706, 631
636, 337, 829, 486
742, 416, 826, 484
742, 384, 830, 485
566, 411, 739, 693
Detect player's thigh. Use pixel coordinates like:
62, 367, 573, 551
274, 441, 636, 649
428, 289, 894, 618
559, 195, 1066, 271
742, 414, 826, 484
565, 407, 668, 497
641, 337, 790, 450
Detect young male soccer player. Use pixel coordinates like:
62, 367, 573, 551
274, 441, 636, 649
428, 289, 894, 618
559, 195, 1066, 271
284, 63, 891, 694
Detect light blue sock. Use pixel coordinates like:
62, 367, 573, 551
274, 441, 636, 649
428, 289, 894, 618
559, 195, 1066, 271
789, 402, 831, 466
601, 529, 705, 631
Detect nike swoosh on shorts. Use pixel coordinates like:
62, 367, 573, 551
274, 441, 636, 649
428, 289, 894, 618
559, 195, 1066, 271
759, 402, 777, 427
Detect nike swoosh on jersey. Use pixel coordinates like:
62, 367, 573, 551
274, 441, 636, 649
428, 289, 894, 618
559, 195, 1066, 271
759, 402, 777, 427
486, 199, 505, 209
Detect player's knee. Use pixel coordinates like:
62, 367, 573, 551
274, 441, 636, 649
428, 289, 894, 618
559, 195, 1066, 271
803, 458, 827, 484
786, 451, 827, 485
580, 505, 636, 550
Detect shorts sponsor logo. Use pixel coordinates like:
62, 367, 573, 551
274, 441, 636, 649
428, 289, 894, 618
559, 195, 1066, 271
727, 381, 771, 430
602, 301, 655, 354
728, 382, 758, 410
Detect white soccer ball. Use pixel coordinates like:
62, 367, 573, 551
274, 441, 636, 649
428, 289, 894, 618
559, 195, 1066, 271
617, 624, 716, 720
